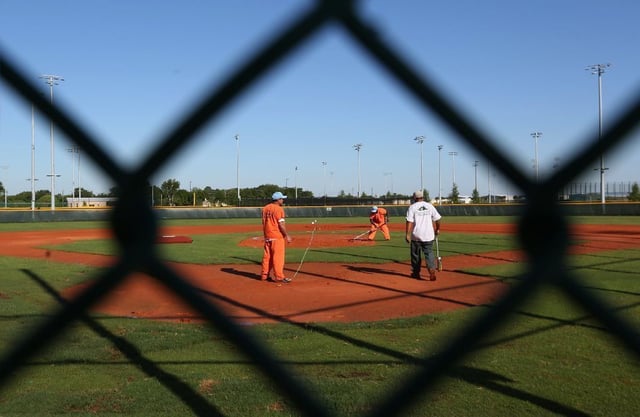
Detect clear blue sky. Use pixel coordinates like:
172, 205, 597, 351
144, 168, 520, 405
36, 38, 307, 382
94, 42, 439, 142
1, 0, 639, 199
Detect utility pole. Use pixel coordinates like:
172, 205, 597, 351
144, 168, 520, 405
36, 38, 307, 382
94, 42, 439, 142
40, 74, 64, 210
586, 63, 611, 204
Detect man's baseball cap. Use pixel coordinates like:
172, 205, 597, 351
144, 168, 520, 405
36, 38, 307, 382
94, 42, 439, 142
371, 206, 378, 213
272, 191, 287, 200
413, 190, 424, 199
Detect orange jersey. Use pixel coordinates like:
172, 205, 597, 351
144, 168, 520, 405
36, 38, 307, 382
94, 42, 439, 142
262, 202, 286, 239
369, 207, 388, 225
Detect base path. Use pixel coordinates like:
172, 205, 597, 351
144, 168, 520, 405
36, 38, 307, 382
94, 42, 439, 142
3, 222, 638, 325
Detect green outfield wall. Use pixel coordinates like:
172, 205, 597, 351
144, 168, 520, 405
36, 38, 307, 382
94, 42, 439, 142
0, 202, 639, 223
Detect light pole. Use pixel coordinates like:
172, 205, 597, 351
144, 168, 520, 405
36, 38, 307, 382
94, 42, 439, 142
294, 166, 299, 203
77, 148, 81, 200
437, 145, 443, 204
586, 63, 611, 204
67, 146, 79, 204
384, 172, 393, 195
473, 160, 479, 193
40, 74, 64, 210
487, 164, 492, 203
0, 165, 8, 208
235, 134, 240, 205
322, 161, 327, 204
414, 136, 425, 194
448, 151, 458, 188
530, 132, 542, 182
30, 104, 37, 211
353, 143, 362, 199
67, 148, 75, 202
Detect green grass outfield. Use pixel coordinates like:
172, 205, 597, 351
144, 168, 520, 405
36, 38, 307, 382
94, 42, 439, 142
0, 216, 638, 416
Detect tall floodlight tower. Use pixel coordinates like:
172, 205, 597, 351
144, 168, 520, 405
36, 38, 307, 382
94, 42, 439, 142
30, 104, 37, 211
322, 161, 327, 204
384, 172, 393, 195
67, 146, 79, 202
530, 132, 542, 182
294, 166, 299, 203
235, 134, 241, 205
0, 166, 7, 208
414, 136, 425, 194
353, 143, 363, 199
40, 74, 64, 210
473, 160, 479, 193
586, 63, 611, 204
437, 145, 443, 204
448, 151, 458, 187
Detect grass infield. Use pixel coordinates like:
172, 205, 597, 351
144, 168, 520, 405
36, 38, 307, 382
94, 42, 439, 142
0, 216, 638, 416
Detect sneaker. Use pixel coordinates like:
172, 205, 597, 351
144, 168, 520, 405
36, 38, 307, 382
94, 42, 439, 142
273, 278, 292, 283
411, 272, 421, 280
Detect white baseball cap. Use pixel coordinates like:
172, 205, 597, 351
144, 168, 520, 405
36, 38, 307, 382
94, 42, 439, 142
272, 191, 287, 200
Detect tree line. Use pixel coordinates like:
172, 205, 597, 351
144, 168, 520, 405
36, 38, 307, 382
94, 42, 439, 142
2, 179, 639, 208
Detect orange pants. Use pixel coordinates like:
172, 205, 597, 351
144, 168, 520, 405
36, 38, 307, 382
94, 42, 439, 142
261, 238, 286, 280
368, 223, 390, 240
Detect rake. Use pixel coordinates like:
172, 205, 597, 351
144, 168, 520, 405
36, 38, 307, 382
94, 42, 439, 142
349, 223, 385, 241
435, 236, 443, 271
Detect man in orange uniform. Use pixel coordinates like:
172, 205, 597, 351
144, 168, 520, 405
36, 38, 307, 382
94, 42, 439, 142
368, 206, 390, 240
261, 191, 292, 283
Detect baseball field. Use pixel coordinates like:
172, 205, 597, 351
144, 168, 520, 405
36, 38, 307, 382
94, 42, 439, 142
0, 215, 638, 416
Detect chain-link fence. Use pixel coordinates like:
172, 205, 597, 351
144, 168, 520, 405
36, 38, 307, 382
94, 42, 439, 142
1, 1, 639, 416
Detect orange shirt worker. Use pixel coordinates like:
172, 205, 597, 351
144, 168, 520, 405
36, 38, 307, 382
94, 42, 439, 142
368, 206, 390, 240
261, 191, 292, 283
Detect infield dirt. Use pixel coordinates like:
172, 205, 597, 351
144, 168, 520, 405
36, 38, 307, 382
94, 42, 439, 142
2, 222, 637, 325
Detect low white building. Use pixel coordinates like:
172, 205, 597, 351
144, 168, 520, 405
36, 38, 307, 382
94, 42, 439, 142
66, 197, 117, 208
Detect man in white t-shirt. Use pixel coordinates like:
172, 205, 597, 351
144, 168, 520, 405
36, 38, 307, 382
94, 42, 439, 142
405, 190, 442, 281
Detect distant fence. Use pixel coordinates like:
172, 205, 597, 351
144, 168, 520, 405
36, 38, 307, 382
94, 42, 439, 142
1, 202, 639, 223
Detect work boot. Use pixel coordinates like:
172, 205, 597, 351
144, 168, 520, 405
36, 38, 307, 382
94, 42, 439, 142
428, 269, 437, 281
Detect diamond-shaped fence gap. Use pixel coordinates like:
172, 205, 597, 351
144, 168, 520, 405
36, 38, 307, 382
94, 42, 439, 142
20, 268, 221, 417
336, 9, 532, 193
0, 257, 139, 388
135, 1, 339, 182
556, 270, 640, 357
0, 53, 128, 188
142, 259, 333, 417
546, 91, 640, 195
367, 268, 546, 417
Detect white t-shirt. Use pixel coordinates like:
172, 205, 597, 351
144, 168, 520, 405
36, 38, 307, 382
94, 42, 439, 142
405, 201, 442, 242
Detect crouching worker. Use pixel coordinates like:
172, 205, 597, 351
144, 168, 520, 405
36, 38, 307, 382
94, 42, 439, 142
368, 206, 390, 241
